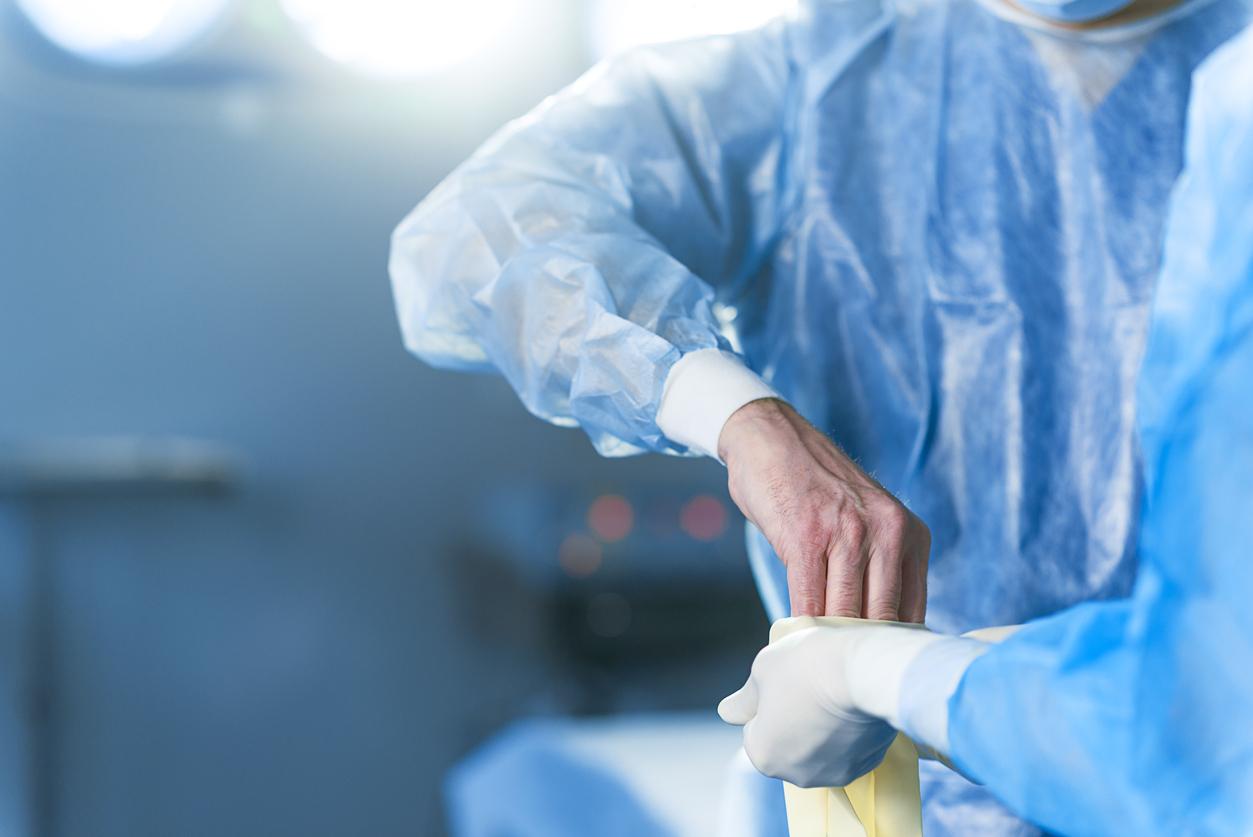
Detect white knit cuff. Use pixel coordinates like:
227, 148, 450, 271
655, 349, 779, 460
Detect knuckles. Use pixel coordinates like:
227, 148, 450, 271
831, 513, 868, 555
874, 499, 911, 537
794, 514, 832, 555
736, 453, 933, 577
867, 497, 931, 559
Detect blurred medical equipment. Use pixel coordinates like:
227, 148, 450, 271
0, 437, 241, 837
441, 481, 770, 835
390, 0, 1253, 831
944, 25, 1253, 835
455, 482, 765, 715
0, 438, 239, 498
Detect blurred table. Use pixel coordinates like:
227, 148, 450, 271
446, 711, 786, 837
446, 713, 767, 836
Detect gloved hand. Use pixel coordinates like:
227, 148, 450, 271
718, 623, 986, 788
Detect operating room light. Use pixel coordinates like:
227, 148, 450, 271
280, 0, 523, 78
591, 0, 796, 58
15, 0, 229, 64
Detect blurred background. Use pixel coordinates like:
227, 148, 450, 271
0, 1, 794, 834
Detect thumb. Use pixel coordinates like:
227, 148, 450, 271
718, 679, 758, 726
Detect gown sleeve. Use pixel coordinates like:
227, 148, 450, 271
389, 24, 792, 456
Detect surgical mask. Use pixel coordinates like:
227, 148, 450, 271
1012, 0, 1137, 23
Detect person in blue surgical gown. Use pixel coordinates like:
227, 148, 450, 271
719, 26, 1253, 834
389, 0, 1253, 832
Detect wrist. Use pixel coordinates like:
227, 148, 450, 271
842, 626, 945, 722
895, 636, 988, 754
717, 397, 794, 464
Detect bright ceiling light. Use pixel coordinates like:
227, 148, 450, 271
15, 0, 229, 65
280, 0, 524, 79
591, 0, 796, 58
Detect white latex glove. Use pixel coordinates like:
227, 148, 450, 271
718, 624, 987, 788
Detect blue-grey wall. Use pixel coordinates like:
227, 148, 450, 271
0, 6, 748, 835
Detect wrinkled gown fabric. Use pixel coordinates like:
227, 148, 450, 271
389, 1, 1253, 833
948, 27, 1253, 835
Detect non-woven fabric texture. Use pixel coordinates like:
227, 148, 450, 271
947, 25, 1253, 836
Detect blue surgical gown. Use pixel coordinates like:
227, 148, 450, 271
389, 1, 1253, 832
947, 26, 1253, 834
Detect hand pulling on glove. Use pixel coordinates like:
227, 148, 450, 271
719, 623, 987, 787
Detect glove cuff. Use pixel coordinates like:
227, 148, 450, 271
896, 637, 989, 755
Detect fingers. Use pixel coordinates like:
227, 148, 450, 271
786, 547, 827, 617
824, 516, 867, 617
899, 551, 928, 623
898, 514, 930, 623
861, 504, 929, 622
863, 547, 903, 621
718, 679, 758, 726
862, 507, 907, 620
